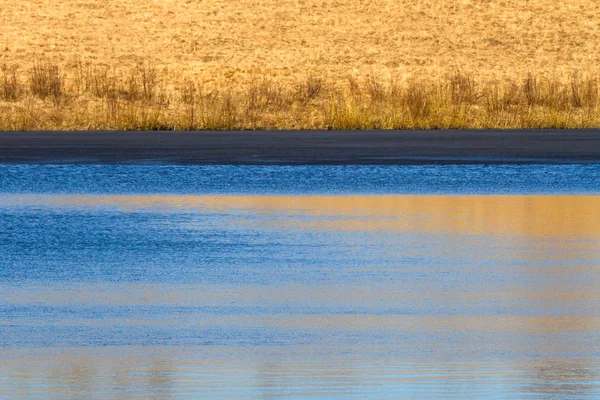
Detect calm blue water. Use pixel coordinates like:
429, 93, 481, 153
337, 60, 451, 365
1, 164, 600, 194
1, 164, 600, 398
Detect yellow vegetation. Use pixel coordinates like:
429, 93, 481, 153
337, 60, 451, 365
2, 0, 600, 130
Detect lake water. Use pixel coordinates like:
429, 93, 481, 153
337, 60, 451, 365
1, 164, 600, 398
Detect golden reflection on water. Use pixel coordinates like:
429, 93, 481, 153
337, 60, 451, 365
2, 345, 599, 398
4, 194, 600, 238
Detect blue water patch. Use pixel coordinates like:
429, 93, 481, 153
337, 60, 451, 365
2, 164, 600, 398
1, 164, 599, 194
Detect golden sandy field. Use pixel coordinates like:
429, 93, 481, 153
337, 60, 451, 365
2, 0, 600, 130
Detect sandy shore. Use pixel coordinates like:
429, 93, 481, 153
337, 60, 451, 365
1, 130, 600, 165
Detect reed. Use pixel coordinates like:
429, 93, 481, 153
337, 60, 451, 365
2, 62, 600, 131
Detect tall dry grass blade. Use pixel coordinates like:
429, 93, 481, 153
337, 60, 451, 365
523, 74, 540, 106
181, 80, 197, 129
364, 76, 386, 103
405, 80, 431, 121
0, 65, 20, 101
30, 62, 63, 101
447, 70, 477, 105
295, 75, 324, 104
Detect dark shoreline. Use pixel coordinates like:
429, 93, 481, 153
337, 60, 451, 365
2, 130, 600, 165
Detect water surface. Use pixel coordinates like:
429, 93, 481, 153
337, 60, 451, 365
2, 164, 600, 194
1, 165, 600, 398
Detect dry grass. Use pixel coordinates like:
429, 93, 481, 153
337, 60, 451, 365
3, 0, 600, 85
3, 0, 600, 130
2, 63, 600, 130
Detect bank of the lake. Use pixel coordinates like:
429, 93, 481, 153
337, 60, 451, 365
2, 129, 600, 165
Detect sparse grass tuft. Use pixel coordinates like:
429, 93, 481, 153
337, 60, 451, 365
447, 70, 478, 105
29, 62, 63, 102
1, 65, 21, 101
405, 80, 432, 122
295, 75, 324, 104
